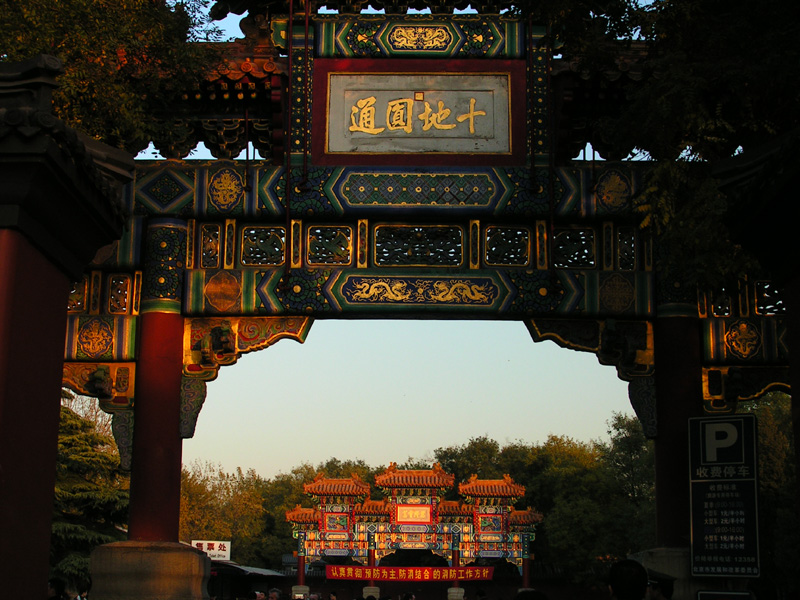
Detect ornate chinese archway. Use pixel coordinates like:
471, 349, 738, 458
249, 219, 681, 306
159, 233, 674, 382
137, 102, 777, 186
50, 3, 790, 598
286, 465, 541, 591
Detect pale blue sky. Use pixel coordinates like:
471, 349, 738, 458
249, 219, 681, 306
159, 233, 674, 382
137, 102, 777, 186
182, 319, 633, 477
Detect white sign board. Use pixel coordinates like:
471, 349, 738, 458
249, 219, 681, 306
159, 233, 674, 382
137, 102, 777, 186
326, 72, 511, 155
192, 539, 231, 561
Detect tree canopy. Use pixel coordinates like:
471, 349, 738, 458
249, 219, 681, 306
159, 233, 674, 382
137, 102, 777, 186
51, 403, 129, 590
0, 0, 222, 151
516, 0, 800, 287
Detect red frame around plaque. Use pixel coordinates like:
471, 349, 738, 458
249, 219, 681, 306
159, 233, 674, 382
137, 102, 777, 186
395, 503, 433, 524
311, 58, 527, 166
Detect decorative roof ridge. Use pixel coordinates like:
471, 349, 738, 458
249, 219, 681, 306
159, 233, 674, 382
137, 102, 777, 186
204, 41, 287, 84
375, 462, 455, 489
458, 473, 526, 497
509, 506, 544, 525
286, 504, 319, 522
303, 471, 371, 497
354, 498, 392, 514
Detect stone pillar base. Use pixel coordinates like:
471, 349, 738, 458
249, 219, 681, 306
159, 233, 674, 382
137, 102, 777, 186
362, 586, 381, 599
447, 587, 465, 600
292, 585, 310, 599
90, 541, 210, 600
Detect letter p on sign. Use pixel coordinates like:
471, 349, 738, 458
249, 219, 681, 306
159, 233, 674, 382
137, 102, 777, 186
704, 423, 739, 462
701, 420, 747, 464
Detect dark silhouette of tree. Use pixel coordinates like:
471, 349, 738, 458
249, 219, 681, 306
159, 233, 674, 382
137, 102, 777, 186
51, 404, 129, 589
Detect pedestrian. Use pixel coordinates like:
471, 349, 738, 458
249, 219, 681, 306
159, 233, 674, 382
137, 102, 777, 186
609, 559, 648, 600
47, 578, 68, 600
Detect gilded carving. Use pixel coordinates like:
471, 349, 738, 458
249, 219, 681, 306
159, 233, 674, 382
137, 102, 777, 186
77, 317, 114, 359
595, 169, 631, 211
107, 275, 130, 314
429, 281, 492, 303
344, 277, 497, 305
388, 26, 452, 50
204, 271, 242, 313
68, 278, 87, 313
208, 168, 244, 212
599, 273, 635, 313
351, 279, 412, 302
725, 320, 761, 360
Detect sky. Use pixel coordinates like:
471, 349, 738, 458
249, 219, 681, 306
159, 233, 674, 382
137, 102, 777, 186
181, 319, 633, 478
177, 8, 632, 480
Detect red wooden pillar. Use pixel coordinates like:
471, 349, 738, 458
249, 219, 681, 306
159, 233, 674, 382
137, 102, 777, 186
653, 304, 704, 546
451, 547, 460, 588
0, 230, 72, 596
0, 56, 129, 599
368, 547, 376, 587
127, 310, 185, 540
522, 557, 530, 589
297, 555, 306, 586
521, 532, 531, 588
127, 218, 188, 541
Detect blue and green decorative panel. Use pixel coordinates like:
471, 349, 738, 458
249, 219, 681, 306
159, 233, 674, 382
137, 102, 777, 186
135, 166, 196, 215
495, 167, 552, 217
323, 167, 514, 216
258, 166, 287, 216
141, 219, 187, 313
316, 16, 528, 58
584, 272, 654, 317
553, 166, 644, 218
504, 270, 571, 315
274, 269, 336, 314
250, 268, 339, 314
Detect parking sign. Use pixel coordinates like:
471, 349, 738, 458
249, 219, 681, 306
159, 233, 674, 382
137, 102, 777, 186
689, 415, 759, 577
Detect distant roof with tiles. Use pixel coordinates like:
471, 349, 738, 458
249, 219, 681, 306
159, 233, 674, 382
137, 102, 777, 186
438, 500, 471, 517
354, 498, 392, 517
459, 474, 526, 499
510, 508, 544, 526
286, 505, 319, 524
303, 472, 370, 498
375, 463, 455, 490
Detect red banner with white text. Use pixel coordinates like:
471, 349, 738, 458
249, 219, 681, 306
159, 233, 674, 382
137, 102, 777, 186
326, 566, 494, 582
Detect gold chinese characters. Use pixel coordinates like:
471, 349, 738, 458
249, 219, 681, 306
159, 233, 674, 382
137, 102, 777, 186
350, 95, 486, 135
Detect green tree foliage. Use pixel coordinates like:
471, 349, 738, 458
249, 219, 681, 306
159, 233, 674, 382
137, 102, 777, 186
0, 0, 222, 151
431, 418, 655, 575
51, 405, 129, 589
180, 458, 385, 568
514, 0, 799, 287
738, 393, 799, 599
180, 461, 268, 565
433, 436, 504, 499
